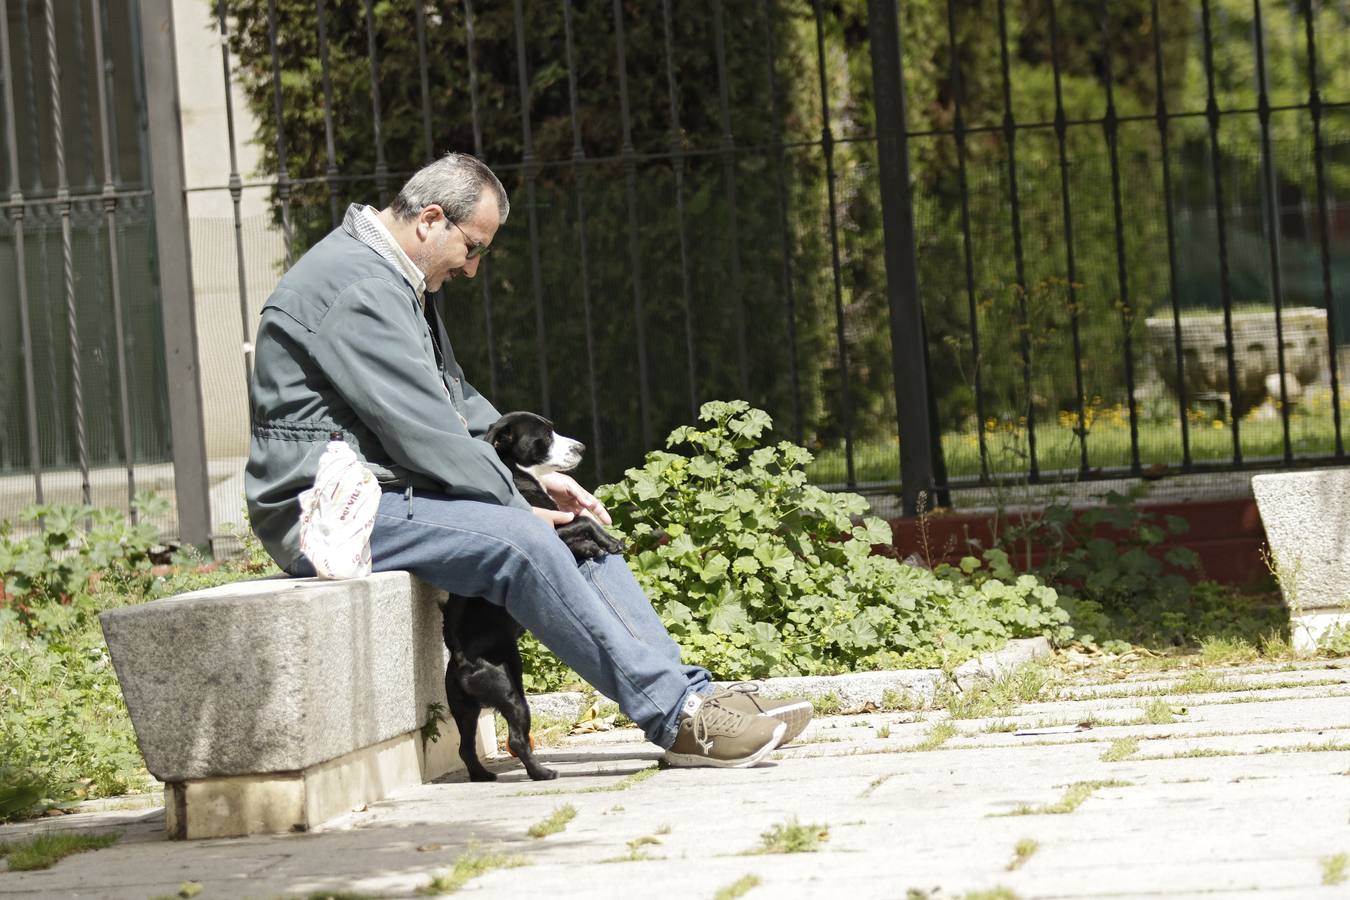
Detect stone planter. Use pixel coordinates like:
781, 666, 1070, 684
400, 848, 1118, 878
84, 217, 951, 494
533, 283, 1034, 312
1145, 307, 1328, 413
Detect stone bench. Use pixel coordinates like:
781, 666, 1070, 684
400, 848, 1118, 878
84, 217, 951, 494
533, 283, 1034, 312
99, 572, 495, 839
1252, 469, 1350, 650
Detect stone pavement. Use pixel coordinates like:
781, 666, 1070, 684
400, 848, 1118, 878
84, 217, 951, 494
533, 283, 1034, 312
4, 657, 1350, 899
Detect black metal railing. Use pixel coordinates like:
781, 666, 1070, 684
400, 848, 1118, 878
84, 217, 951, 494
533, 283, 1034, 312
4, 0, 1350, 547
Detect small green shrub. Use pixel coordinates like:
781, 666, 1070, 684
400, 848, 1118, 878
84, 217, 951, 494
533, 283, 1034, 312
581, 402, 1071, 682
0, 494, 167, 637
0, 499, 276, 821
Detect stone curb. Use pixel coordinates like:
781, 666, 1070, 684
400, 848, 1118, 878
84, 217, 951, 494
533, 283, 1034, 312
527, 636, 1054, 722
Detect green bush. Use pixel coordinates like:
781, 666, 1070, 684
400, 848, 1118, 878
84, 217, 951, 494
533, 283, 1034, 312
0, 499, 278, 821
583, 401, 1071, 681
0, 494, 167, 638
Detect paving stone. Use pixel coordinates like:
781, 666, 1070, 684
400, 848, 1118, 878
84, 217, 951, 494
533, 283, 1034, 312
9, 659, 1350, 898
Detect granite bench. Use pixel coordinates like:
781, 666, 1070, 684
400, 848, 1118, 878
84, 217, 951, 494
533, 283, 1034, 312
1252, 469, 1350, 650
99, 571, 495, 839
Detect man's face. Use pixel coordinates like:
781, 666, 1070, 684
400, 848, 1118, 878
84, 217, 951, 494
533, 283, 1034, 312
413, 191, 499, 292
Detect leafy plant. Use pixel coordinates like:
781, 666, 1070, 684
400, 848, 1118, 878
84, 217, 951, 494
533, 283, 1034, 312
589, 402, 1071, 681
0, 494, 167, 637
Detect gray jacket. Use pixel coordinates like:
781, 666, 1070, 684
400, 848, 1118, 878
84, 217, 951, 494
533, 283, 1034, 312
244, 206, 528, 569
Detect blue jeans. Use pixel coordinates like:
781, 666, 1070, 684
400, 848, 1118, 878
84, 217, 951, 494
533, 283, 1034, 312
290, 490, 710, 748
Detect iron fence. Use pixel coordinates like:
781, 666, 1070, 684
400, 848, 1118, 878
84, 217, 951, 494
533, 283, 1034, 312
3, 0, 1350, 551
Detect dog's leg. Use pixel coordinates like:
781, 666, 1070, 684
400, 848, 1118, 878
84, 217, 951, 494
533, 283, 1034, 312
444, 659, 498, 782
501, 642, 558, 781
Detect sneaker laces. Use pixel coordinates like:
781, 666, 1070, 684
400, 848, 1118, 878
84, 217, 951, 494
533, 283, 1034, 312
690, 698, 752, 752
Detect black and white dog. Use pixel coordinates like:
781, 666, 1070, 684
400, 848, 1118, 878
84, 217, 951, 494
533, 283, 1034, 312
441, 412, 624, 781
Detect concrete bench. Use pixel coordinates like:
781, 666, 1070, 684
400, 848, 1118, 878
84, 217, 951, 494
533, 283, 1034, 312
99, 572, 495, 839
1252, 469, 1350, 650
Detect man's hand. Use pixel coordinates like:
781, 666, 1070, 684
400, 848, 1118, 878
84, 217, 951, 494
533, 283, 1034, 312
537, 472, 613, 525
530, 507, 575, 527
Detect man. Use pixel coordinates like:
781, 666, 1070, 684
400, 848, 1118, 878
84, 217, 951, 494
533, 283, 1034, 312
245, 153, 811, 768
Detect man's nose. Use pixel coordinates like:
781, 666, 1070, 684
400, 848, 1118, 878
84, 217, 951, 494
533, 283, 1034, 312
463, 256, 482, 278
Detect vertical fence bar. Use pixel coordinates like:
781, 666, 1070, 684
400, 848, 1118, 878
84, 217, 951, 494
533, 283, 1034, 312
1302, 0, 1343, 458
611, 0, 651, 447
995, 0, 1037, 480
363, 0, 388, 205
1047, 0, 1089, 477
97, 0, 121, 183
45, 0, 91, 507
216, 0, 253, 391
138, 0, 212, 547
316, 0, 340, 228
867, 0, 937, 511
1098, 4, 1142, 476
562, 0, 604, 479
1199, 0, 1243, 463
462, 0, 498, 399
1150, 0, 1192, 470
414, 0, 433, 164
1251, 0, 1293, 463
17, 1, 38, 193
72, 3, 96, 191
91, 0, 136, 513
712, 0, 748, 398
944, 0, 989, 483
761, 0, 802, 443
1, 0, 43, 502
265, 0, 293, 266
512, 0, 551, 417
662, 0, 698, 419
811, 0, 855, 486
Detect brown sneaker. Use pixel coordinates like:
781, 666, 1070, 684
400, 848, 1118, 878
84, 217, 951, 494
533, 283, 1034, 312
712, 683, 814, 746
662, 692, 786, 768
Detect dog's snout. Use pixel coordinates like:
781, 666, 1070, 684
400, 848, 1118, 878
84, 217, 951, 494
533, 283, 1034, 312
574, 442, 586, 455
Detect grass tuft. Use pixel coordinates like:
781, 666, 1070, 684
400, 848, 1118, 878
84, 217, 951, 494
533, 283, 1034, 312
516, 764, 657, 797
1322, 853, 1348, 886
0, 831, 120, 871
1138, 698, 1180, 725
745, 818, 830, 855
962, 888, 1021, 900
1101, 737, 1139, 762
998, 780, 1131, 816
911, 721, 958, 752
811, 692, 844, 716
526, 804, 577, 839
415, 849, 528, 895
713, 875, 763, 900
1006, 838, 1039, 871
1197, 637, 1259, 666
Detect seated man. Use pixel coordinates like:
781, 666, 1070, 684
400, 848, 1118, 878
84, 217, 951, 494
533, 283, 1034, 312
244, 152, 811, 768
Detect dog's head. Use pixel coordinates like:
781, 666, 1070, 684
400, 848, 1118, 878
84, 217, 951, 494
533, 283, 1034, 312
486, 412, 585, 476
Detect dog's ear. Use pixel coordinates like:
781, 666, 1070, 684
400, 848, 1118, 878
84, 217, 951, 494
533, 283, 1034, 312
486, 417, 516, 451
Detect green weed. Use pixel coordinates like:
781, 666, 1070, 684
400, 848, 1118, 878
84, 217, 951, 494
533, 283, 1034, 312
526, 804, 577, 838
911, 721, 958, 752
1101, 738, 1139, 762
1322, 853, 1348, 886
415, 850, 528, 895
515, 764, 657, 797
745, 819, 830, 854
1007, 838, 1039, 871
0, 831, 120, 871
999, 780, 1130, 816
713, 875, 762, 900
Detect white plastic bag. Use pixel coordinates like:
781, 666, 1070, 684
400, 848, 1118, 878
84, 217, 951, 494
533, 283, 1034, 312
297, 437, 379, 579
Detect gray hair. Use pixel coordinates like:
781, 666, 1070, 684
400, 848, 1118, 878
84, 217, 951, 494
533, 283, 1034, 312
389, 152, 510, 226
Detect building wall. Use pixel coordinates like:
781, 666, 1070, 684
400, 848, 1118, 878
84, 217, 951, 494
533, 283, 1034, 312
173, 0, 284, 461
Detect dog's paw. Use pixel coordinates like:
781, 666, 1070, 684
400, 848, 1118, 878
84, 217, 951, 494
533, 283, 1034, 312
468, 769, 498, 783
528, 767, 559, 781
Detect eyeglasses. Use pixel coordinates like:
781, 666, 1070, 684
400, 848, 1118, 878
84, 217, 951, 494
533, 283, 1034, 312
447, 218, 490, 260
